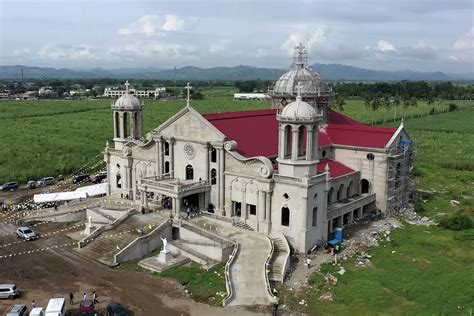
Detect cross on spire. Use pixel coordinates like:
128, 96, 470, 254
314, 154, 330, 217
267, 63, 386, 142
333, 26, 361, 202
124, 80, 130, 92
185, 82, 192, 107
296, 81, 303, 98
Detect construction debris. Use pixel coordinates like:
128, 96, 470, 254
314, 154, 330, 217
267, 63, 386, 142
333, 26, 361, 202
325, 273, 338, 285
319, 292, 335, 302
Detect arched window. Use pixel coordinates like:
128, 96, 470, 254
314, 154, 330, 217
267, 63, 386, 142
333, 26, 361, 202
164, 161, 170, 174
284, 125, 292, 157
328, 187, 334, 205
314, 193, 318, 201
361, 179, 370, 194
185, 165, 194, 180
123, 112, 128, 138
116, 174, 122, 189
347, 181, 354, 198
164, 141, 170, 156
114, 112, 120, 138
312, 207, 318, 227
281, 207, 290, 227
211, 147, 217, 163
298, 126, 306, 157
337, 183, 345, 201
211, 168, 217, 185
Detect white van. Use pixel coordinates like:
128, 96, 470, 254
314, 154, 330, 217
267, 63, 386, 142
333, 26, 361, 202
44, 298, 65, 316
29, 307, 45, 316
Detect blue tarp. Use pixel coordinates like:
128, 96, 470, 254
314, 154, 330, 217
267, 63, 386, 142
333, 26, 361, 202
328, 239, 341, 246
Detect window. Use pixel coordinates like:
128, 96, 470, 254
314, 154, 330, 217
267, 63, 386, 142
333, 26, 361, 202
314, 193, 318, 201
123, 112, 128, 137
248, 204, 256, 216
211, 168, 217, 185
312, 207, 318, 227
281, 207, 290, 227
327, 187, 334, 205
283, 193, 289, 200
211, 147, 217, 163
114, 112, 120, 137
164, 141, 170, 156
185, 165, 194, 180
347, 181, 354, 198
116, 174, 121, 189
284, 125, 292, 157
321, 150, 327, 158
361, 179, 369, 194
298, 126, 306, 157
367, 153, 375, 160
164, 161, 170, 174
337, 183, 345, 201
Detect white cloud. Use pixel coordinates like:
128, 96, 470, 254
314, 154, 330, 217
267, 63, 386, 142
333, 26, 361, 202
209, 40, 231, 53
13, 48, 30, 56
377, 40, 396, 52
118, 14, 185, 37
109, 41, 197, 62
38, 45, 97, 61
454, 27, 474, 50
162, 15, 184, 32
256, 48, 268, 57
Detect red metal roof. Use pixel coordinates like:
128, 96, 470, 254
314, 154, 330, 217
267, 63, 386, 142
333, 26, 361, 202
317, 159, 355, 178
203, 109, 396, 158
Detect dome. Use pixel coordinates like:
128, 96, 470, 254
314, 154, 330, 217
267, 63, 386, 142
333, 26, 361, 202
112, 93, 143, 110
272, 66, 330, 96
280, 96, 317, 120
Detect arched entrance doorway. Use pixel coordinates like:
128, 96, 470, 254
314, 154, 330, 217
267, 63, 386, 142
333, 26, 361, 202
361, 179, 370, 194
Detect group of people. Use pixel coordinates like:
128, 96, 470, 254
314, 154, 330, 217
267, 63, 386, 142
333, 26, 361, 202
69, 291, 99, 305
1, 201, 62, 212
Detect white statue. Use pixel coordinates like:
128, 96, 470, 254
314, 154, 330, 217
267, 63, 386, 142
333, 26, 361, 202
88, 215, 92, 226
160, 237, 168, 252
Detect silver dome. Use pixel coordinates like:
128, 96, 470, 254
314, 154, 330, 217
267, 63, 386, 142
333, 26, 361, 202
112, 93, 143, 111
272, 66, 330, 96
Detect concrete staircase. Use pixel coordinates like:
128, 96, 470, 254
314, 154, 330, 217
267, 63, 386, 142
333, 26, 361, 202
75, 215, 146, 266
233, 221, 254, 231
168, 240, 220, 270
268, 237, 290, 282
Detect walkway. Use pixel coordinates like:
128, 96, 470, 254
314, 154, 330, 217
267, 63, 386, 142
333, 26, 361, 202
190, 217, 273, 306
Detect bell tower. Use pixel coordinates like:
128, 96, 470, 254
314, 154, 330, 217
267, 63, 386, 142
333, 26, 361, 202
276, 83, 322, 178
112, 80, 144, 149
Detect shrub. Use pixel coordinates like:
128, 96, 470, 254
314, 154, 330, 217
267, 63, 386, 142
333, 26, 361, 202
438, 212, 472, 230
414, 201, 426, 213
448, 103, 458, 112
429, 107, 436, 115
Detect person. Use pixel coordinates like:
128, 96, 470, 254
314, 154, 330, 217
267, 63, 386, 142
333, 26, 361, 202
306, 257, 311, 269
69, 292, 74, 304
32, 300, 36, 309
335, 243, 340, 253
187, 207, 190, 219
92, 291, 99, 304
83, 292, 88, 301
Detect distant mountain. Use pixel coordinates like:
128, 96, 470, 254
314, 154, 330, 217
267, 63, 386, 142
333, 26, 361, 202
1, 64, 472, 82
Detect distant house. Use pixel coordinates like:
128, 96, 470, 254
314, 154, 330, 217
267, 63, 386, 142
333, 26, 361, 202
104, 82, 166, 99
0, 91, 10, 99
234, 93, 269, 100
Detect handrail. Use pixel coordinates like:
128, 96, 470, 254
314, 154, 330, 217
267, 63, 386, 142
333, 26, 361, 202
264, 235, 279, 303
180, 221, 233, 247
222, 241, 239, 306
272, 232, 291, 283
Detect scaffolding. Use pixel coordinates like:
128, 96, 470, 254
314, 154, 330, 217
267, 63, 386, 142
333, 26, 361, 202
386, 140, 417, 216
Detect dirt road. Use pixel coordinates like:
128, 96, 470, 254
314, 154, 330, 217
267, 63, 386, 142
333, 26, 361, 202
0, 222, 263, 316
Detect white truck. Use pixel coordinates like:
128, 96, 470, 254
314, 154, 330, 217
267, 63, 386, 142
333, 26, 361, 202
44, 298, 65, 316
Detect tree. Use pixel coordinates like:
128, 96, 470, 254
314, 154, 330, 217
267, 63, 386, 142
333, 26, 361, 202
332, 97, 346, 112
392, 95, 401, 122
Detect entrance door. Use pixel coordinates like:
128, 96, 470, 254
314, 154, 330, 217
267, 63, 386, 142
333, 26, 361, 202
183, 193, 200, 213
233, 201, 242, 217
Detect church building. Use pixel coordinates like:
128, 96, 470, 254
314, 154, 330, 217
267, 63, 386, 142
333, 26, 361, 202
104, 44, 414, 253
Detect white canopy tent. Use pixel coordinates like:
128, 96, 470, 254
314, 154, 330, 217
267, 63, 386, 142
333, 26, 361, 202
34, 182, 109, 204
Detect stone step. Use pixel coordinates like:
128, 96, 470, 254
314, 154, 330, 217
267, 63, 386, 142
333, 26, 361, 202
233, 221, 254, 231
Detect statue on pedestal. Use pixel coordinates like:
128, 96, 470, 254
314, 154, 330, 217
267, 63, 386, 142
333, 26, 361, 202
160, 237, 168, 252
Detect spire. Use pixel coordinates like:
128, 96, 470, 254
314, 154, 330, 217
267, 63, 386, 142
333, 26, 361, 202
324, 163, 330, 173
293, 42, 308, 69
124, 80, 130, 93
185, 82, 192, 107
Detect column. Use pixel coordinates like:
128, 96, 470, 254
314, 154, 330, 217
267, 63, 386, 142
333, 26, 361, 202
258, 190, 266, 222
218, 148, 225, 212
118, 112, 124, 138
113, 112, 118, 139
131, 112, 136, 139
301, 197, 308, 230
306, 127, 314, 160
156, 139, 162, 175
242, 190, 247, 220
170, 139, 175, 177
349, 210, 354, 224
265, 192, 272, 223
278, 127, 285, 159
328, 220, 333, 234
204, 144, 209, 180
358, 206, 363, 219
291, 127, 299, 161
176, 198, 182, 216
172, 197, 177, 214
313, 125, 319, 159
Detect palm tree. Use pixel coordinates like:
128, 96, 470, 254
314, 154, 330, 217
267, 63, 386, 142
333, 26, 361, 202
393, 95, 401, 122
382, 96, 391, 125
333, 97, 346, 112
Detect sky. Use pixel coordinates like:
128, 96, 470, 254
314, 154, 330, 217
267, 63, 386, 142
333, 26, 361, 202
0, 0, 473, 73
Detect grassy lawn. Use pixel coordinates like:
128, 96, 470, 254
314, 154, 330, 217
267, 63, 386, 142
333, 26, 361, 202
120, 259, 226, 307
279, 225, 474, 315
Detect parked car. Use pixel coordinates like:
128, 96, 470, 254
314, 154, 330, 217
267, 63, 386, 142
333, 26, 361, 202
37, 177, 55, 186
73, 174, 90, 184
29, 307, 45, 316
0, 182, 19, 191
6, 304, 28, 316
91, 172, 107, 184
79, 299, 95, 315
106, 303, 129, 316
45, 298, 65, 316
16, 227, 38, 241
0, 284, 19, 299
27, 181, 37, 189
57, 175, 64, 181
